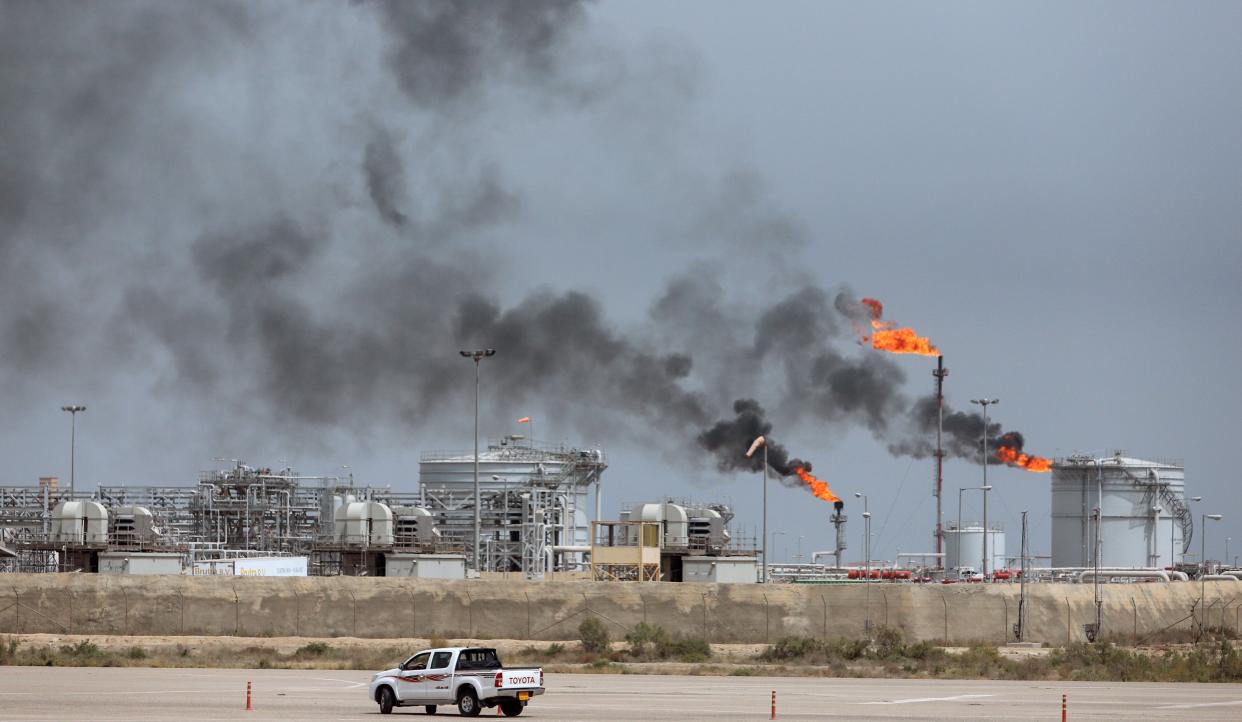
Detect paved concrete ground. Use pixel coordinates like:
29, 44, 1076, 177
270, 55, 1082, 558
1, 667, 1240, 720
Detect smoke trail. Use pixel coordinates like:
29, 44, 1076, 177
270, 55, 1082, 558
697, 399, 811, 480
887, 396, 1042, 466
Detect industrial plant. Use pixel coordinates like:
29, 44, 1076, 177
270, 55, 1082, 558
0, 436, 760, 582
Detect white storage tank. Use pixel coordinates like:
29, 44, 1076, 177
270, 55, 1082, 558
1051, 454, 1187, 568
944, 524, 1006, 574
50, 501, 109, 545
333, 501, 394, 547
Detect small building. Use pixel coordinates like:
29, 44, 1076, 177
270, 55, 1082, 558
191, 556, 308, 576
383, 553, 467, 579
682, 555, 758, 583
97, 551, 183, 575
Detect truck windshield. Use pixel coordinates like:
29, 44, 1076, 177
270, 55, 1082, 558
455, 648, 502, 671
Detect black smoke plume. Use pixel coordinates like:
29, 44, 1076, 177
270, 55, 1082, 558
697, 399, 812, 481
887, 396, 1033, 465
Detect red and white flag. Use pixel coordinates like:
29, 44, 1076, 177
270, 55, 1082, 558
517, 417, 531, 424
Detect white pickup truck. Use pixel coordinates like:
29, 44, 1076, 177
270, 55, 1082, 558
369, 646, 544, 716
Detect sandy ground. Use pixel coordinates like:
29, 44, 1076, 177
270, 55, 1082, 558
1, 666, 1241, 720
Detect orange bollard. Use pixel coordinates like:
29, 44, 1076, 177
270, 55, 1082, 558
1061, 693, 1066, 721
246, 680, 253, 711
770, 689, 776, 719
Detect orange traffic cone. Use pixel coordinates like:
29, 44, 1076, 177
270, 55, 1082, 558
246, 681, 253, 711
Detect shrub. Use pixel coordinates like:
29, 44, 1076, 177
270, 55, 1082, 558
656, 636, 712, 663
60, 641, 102, 659
547, 642, 565, 656
871, 627, 905, 660
624, 623, 667, 657
0, 636, 17, 663
578, 617, 610, 653
295, 642, 332, 657
126, 646, 147, 660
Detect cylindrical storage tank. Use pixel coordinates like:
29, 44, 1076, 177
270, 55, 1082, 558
944, 525, 1005, 573
1051, 454, 1185, 568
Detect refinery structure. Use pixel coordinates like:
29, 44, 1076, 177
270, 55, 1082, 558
1, 444, 1217, 586
0, 435, 763, 582
0, 354, 1223, 587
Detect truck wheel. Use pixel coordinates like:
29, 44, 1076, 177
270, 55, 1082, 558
499, 699, 524, 717
457, 689, 481, 717
424, 705, 437, 715
378, 686, 395, 715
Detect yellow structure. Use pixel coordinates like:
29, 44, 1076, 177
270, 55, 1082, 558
590, 521, 661, 581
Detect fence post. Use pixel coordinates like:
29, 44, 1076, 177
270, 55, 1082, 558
292, 587, 301, 637
763, 593, 769, 643
1002, 596, 1009, 642
1065, 597, 1071, 643
412, 586, 422, 636
524, 592, 531, 640
821, 595, 828, 639
121, 586, 130, 635
939, 591, 949, 642
230, 582, 240, 636
702, 592, 710, 642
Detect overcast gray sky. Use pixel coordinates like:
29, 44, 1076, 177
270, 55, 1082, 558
2, 1, 1240, 564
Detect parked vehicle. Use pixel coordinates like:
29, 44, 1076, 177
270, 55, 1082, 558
369, 646, 544, 716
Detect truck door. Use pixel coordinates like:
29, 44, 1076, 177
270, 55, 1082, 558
395, 651, 430, 702
423, 650, 455, 702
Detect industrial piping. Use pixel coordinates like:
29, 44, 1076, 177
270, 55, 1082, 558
1077, 568, 1170, 583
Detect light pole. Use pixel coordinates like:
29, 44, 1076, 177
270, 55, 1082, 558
1200, 513, 1224, 637
856, 491, 871, 632
1227, 538, 1232, 570
957, 486, 990, 574
1016, 510, 1029, 641
60, 405, 86, 498
770, 530, 786, 568
745, 436, 768, 582
1092, 505, 1101, 641
460, 349, 496, 572
970, 398, 998, 577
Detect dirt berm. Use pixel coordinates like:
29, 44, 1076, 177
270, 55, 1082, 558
2, 574, 1236, 644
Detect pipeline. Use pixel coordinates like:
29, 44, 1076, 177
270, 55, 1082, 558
1077, 568, 1170, 583
1201, 574, 1241, 582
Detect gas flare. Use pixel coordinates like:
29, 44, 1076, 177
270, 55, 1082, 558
995, 445, 1052, 472
793, 466, 841, 503
860, 297, 940, 357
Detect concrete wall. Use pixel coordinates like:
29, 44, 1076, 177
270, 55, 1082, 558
1, 574, 1239, 644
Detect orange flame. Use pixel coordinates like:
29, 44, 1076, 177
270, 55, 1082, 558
794, 466, 841, 503
859, 297, 940, 357
995, 446, 1052, 473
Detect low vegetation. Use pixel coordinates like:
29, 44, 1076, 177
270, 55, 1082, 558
0, 629, 1238, 683
755, 627, 1242, 683
0, 636, 411, 671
